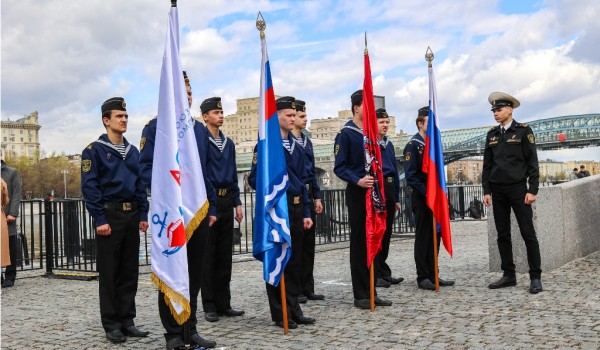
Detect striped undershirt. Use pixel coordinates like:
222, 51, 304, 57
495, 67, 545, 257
114, 144, 127, 158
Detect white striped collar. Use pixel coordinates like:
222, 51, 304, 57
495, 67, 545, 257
95, 139, 131, 159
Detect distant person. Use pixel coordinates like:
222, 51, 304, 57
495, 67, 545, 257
1, 179, 11, 273
579, 165, 590, 177
569, 168, 579, 180
469, 197, 484, 219
1, 159, 21, 288
482, 92, 542, 294
81, 97, 150, 343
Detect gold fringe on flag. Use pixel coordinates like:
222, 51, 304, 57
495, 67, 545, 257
185, 200, 209, 241
151, 272, 192, 325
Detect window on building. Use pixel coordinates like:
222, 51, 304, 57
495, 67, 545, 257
20, 130, 24, 134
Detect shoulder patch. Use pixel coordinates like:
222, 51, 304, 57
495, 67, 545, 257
527, 134, 535, 144
517, 122, 528, 128
334, 144, 340, 156
139, 137, 146, 151
86, 143, 94, 149
82, 159, 92, 173
405, 152, 411, 161
489, 126, 499, 132
252, 152, 257, 165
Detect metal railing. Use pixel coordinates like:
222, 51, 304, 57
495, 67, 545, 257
8, 186, 488, 275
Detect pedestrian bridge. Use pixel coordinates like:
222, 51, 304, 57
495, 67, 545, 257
236, 113, 600, 169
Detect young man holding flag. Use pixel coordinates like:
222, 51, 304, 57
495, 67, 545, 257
403, 106, 455, 291
334, 90, 392, 309
249, 96, 316, 329
291, 99, 325, 303
139, 72, 217, 349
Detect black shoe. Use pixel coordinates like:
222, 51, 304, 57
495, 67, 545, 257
386, 276, 404, 285
204, 312, 219, 322
123, 325, 149, 337
297, 295, 308, 303
1, 280, 14, 288
353, 299, 371, 309
105, 329, 126, 343
438, 278, 455, 287
190, 333, 217, 348
275, 319, 298, 329
374, 296, 392, 306
165, 337, 185, 350
488, 276, 517, 289
293, 315, 315, 325
418, 279, 436, 290
529, 279, 543, 294
305, 292, 325, 300
219, 308, 245, 317
376, 278, 391, 288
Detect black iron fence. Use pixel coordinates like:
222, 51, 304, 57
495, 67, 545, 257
8, 186, 485, 275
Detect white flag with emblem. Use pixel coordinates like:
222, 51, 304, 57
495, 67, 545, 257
150, 4, 209, 325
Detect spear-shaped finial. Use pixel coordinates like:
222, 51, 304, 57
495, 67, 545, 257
171, 0, 177, 7
364, 31, 368, 56
425, 46, 434, 68
256, 12, 266, 39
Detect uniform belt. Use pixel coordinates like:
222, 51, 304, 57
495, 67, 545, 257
216, 188, 231, 197
289, 195, 301, 205
104, 202, 138, 212
385, 176, 394, 183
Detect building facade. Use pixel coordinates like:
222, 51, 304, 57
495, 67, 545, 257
1, 111, 41, 159
446, 158, 484, 184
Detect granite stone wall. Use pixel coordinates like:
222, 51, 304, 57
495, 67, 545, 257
488, 175, 600, 273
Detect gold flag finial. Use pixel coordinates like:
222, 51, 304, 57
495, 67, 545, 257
425, 46, 434, 68
256, 12, 266, 39
364, 31, 368, 56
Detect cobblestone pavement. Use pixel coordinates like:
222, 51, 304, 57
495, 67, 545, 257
2, 220, 599, 349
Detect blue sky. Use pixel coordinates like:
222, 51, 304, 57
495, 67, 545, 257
2, 0, 599, 161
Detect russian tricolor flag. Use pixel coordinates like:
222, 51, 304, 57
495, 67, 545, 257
252, 32, 292, 286
422, 64, 453, 256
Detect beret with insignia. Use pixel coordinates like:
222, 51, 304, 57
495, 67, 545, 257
376, 108, 388, 119
295, 99, 306, 112
351, 89, 363, 107
200, 97, 223, 114
488, 91, 520, 110
101, 97, 126, 113
276, 96, 296, 111
418, 106, 429, 117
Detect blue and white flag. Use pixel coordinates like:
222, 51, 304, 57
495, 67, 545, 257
252, 33, 291, 287
150, 5, 209, 325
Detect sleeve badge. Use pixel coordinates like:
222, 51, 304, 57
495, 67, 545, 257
82, 159, 92, 173
140, 137, 146, 151
405, 152, 411, 161
527, 134, 535, 144
334, 144, 340, 156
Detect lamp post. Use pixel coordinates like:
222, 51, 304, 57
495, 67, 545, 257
61, 170, 68, 198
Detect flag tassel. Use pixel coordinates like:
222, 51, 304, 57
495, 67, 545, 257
280, 272, 289, 334
432, 218, 440, 292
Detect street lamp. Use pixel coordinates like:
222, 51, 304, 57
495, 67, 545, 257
61, 170, 69, 198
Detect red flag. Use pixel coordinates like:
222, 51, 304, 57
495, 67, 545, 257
363, 45, 387, 268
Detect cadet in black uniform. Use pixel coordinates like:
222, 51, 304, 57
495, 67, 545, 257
248, 96, 316, 329
403, 106, 455, 291
199, 97, 245, 322
333, 90, 392, 309
374, 108, 404, 288
139, 72, 218, 350
81, 97, 150, 344
483, 92, 542, 294
291, 99, 325, 303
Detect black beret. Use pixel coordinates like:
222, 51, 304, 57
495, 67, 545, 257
351, 89, 363, 106
101, 97, 126, 114
276, 96, 296, 111
376, 108, 388, 119
183, 71, 190, 87
200, 97, 222, 114
295, 99, 306, 112
418, 106, 429, 117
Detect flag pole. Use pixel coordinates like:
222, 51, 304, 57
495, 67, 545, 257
432, 218, 440, 292
280, 272, 289, 334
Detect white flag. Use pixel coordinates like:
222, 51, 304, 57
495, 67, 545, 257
150, 5, 209, 325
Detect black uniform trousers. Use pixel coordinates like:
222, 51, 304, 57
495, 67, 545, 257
411, 190, 440, 283
4, 234, 18, 282
346, 184, 377, 300
158, 219, 208, 341
96, 207, 140, 332
300, 195, 317, 296
490, 182, 542, 279
375, 180, 396, 281
200, 192, 234, 313
265, 196, 304, 322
